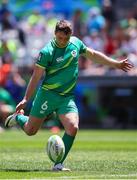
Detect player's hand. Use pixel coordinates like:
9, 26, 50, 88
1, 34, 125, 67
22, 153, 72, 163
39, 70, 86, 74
117, 59, 134, 72
16, 99, 27, 113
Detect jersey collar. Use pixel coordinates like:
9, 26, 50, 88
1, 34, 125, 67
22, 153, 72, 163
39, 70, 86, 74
52, 38, 69, 48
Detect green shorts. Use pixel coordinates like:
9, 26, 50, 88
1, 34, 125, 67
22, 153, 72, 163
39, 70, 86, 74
30, 88, 78, 118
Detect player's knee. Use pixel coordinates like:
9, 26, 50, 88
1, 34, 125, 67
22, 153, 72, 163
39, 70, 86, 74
26, 131, 37, 136
25, 127, 38, 136
72, 125, 78, 136
67, 123, 79, 136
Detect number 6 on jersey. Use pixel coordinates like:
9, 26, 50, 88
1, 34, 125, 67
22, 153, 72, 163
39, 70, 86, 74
41, 101, 48, 110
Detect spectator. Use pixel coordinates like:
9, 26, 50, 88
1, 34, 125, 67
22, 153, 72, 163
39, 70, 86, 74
4, 66, 26, 104
72, 9, 85, 39
1, 9, 17, 31
0, 87, 16, 127
87, 7, 106, 34
83, 29, 104, 52
0, 40, 13, 64
101, 0, 116, 33
0, 58, 12, 86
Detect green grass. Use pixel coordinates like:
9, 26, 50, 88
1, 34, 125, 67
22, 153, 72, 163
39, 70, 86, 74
0, 129, 137, 179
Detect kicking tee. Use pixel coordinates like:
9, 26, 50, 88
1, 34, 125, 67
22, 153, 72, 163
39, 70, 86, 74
36, 36, 87, 96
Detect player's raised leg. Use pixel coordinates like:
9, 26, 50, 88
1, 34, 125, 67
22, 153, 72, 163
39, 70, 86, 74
5, 112, 45, 136
5, 109, 25, 128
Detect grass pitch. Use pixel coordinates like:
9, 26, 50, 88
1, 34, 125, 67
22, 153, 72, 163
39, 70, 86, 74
0, 129, 137, 179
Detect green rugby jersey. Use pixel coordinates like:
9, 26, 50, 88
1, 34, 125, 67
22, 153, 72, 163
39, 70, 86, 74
36, 36, 87, 96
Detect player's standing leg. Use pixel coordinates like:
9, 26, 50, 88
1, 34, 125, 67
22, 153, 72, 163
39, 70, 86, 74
52, 112, 79, 171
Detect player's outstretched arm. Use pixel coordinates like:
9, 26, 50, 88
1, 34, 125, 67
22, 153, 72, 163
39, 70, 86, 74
85, 47, 134, 72
16, 65, 45, 112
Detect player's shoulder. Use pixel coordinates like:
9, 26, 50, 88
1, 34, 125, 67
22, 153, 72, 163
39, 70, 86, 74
40, 40, 54, 56
69, 36, 85, 47
70, 36, 81, 43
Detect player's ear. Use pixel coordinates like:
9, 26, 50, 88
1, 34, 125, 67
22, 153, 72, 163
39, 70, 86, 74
54, 31, 58, 36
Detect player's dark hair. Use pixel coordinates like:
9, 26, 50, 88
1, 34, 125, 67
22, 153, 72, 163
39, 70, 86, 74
55, 20, 72, 35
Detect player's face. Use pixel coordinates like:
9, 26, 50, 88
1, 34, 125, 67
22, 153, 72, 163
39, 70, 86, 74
55, 31, 71, 47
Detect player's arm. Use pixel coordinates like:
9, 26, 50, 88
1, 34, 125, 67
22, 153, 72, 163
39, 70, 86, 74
85, 47, 133, 72
16, 65, 45, 112
24, 64, 45, 101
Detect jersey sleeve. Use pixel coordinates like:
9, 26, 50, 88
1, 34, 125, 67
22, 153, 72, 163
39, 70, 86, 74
79, 39, 87, 54
35, 48, 50, 68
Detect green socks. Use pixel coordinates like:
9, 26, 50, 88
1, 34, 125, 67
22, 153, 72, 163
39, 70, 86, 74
60, 132, 75, 164
16, 114, 29, 128
15, 115, 75, 164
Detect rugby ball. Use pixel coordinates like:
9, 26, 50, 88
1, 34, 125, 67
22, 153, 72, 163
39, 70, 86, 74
46, 135, 65, 163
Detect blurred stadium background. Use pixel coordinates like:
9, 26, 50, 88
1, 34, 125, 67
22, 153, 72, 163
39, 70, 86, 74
1, 0, 137, 131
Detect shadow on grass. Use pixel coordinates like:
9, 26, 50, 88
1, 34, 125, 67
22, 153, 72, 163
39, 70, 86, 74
0, 168, 52, 172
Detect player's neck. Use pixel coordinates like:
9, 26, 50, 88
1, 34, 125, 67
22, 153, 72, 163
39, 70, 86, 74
54, 38, 69, 48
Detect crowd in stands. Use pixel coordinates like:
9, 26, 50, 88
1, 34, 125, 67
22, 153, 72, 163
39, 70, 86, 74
1, 0, 137, 130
